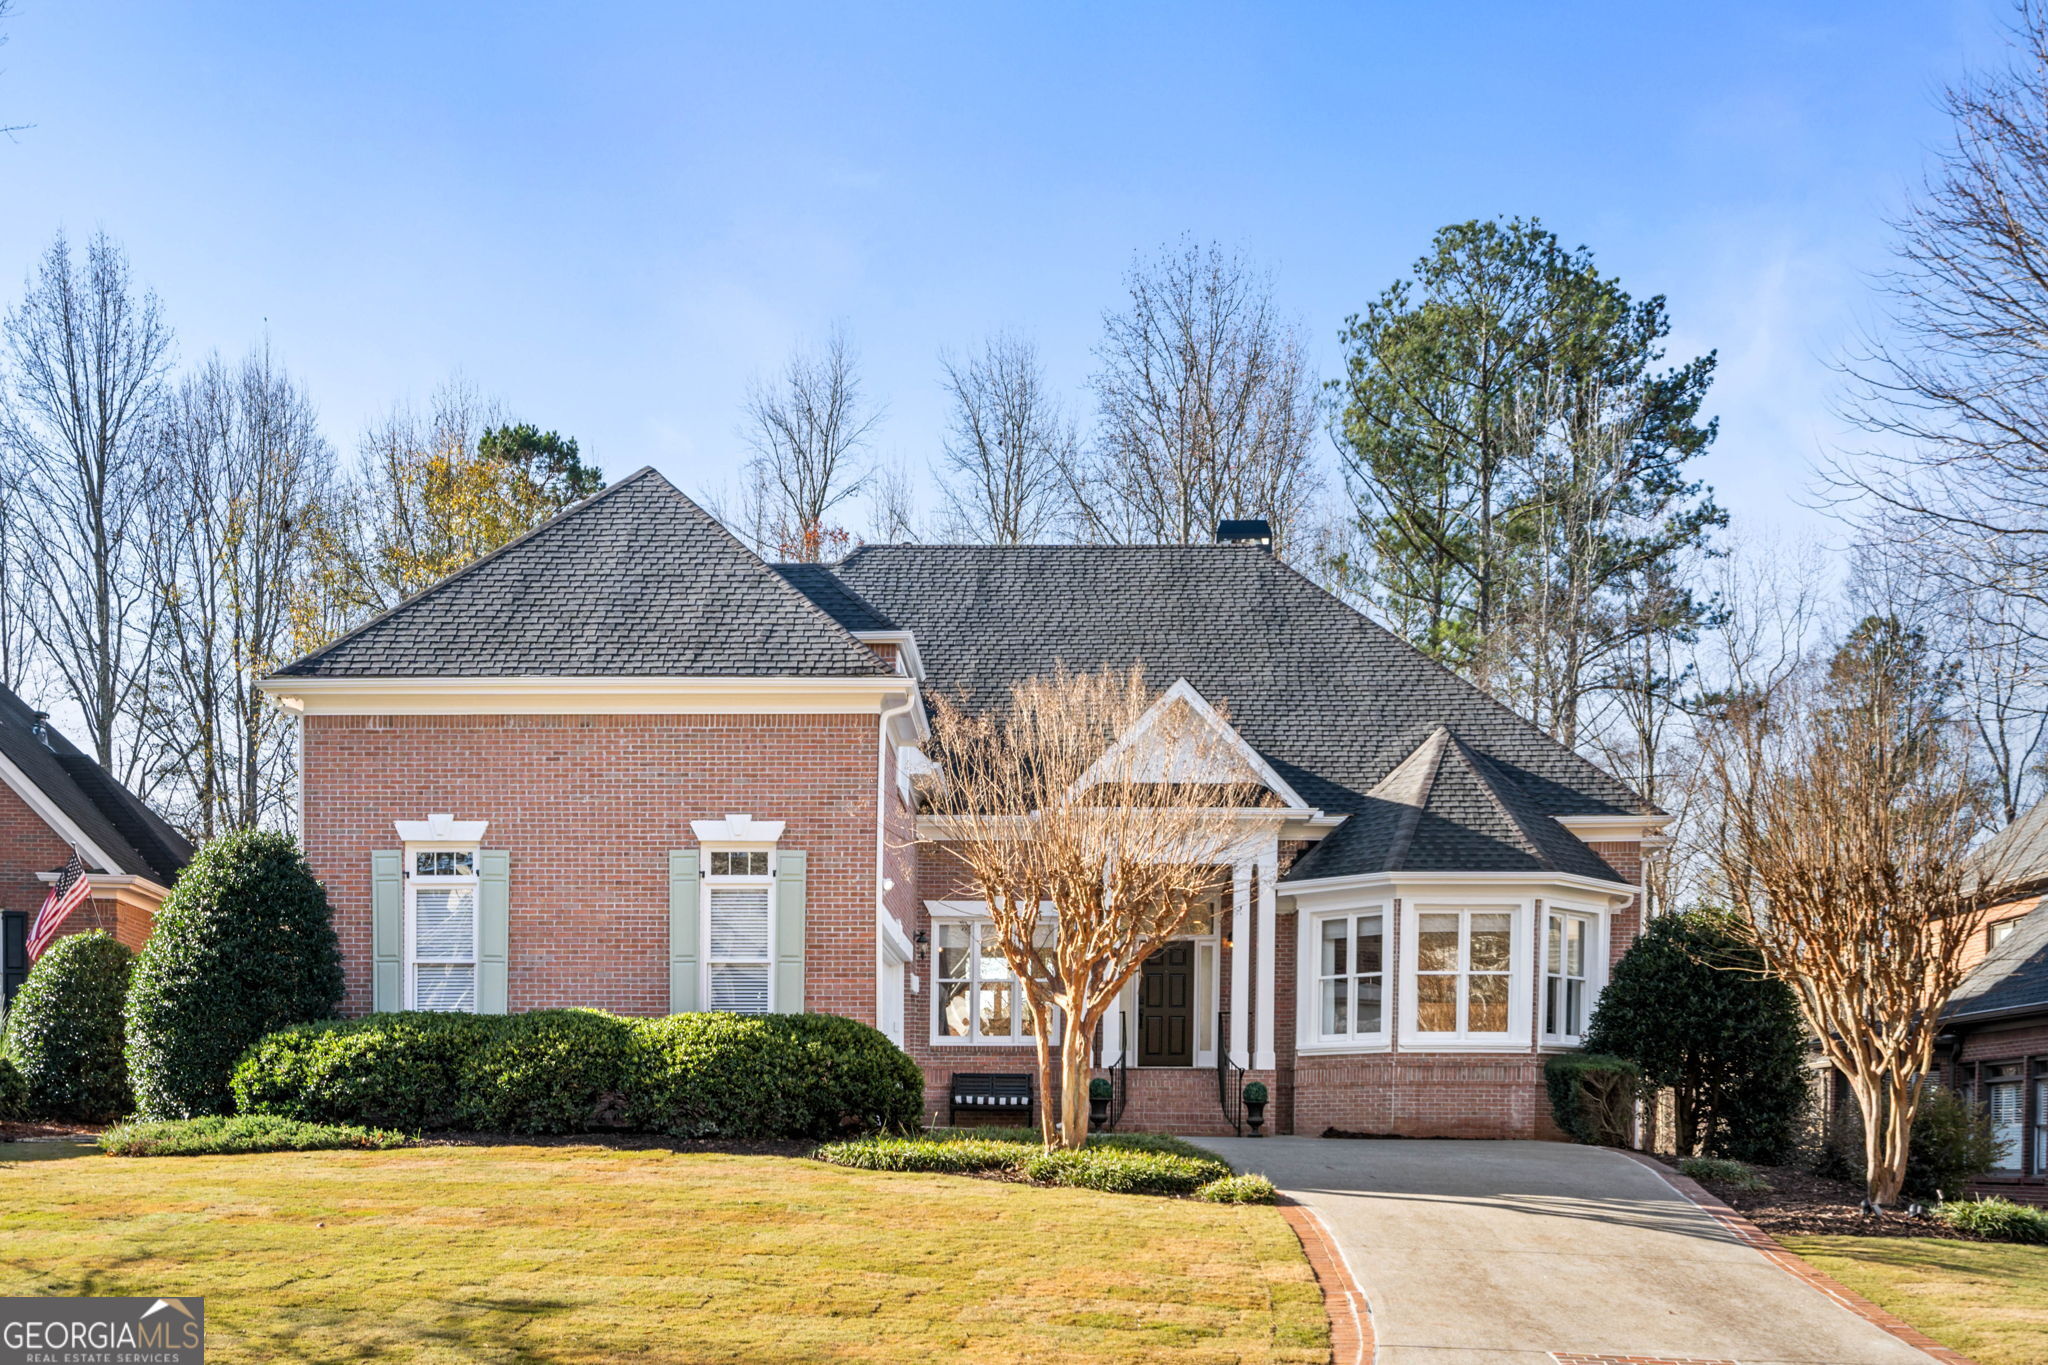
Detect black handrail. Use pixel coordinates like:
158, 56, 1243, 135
1215, 1008, 1245, 1136
1103, 1010, 1131, 1132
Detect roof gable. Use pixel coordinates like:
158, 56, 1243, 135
272, 469, 891, 679
1074, 679, 1310, 808
0, 686, 192, 882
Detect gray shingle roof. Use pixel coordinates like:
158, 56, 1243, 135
272, 469, 891, 679
827, 544, 1647, 885
1948, 898, 2048, 1023
769, 563, 898, 633
0, 685, 192, 883
1976, 798, 2048, 896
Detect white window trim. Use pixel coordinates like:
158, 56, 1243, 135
700, 841, 778, 1014
1299, 904, 1392, 1054
1540, 904, 1607, 1049
404, 841, 480, 1013
926, 904, 1061, 1047
1397, 900, 1530, 1051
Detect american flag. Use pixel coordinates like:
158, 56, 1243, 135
26, 851, 90, 961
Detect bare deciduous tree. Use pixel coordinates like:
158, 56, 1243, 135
1828, 3, 2048, 650
922, 664, 1259, 1149
0, 230, 173, 784
1704, 638, 1996, 1208
936, 332, 1074, 543
144, 345, 331, 837
1072, 240, 1319, 554
740, 330, 879, 560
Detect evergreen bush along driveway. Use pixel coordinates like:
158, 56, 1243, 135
0, 1142, 1326, 1364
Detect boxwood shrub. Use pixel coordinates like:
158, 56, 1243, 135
4, 930, 132, 1121
232, 1008, 921, 1139
1021, 1148, 1231, 1196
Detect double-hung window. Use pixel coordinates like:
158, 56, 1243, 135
704, 848, 774, 1014
935, 920, 1052, 1044
1316, 911, 1385, 1041
1543, 911, 1593, 1043
408, 847, 478, 1012
1415, 909, 1513, 1035
1985, 1062, 2025, 1172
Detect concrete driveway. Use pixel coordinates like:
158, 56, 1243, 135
1198, 1137, 1939, 1365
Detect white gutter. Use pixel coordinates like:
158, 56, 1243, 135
875, 690, 921, 1036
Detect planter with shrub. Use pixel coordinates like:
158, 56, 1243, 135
233, 1008, 922, 1139
127, 830, 344, 1120
1543, 1053, 1640, 1146
1241, 1080, 1269, 1136
1088, 1076, 1112, 1131
3, 930, 132, 1121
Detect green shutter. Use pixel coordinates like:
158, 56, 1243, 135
669, 850, 700, 1013
477, 849, 510, 1014
774, 850, 807, 1013
371, 850, 403, 1012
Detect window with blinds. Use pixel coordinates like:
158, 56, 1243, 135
407, 848, 478, 1013
1986, 1065, 2025, 1172
705, 875, 773, 1015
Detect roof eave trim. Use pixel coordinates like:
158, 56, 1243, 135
1279, 868, 1640, 906
258, 674, 920, 717
1553, 813, 1675, 840
851, 629, 925, 680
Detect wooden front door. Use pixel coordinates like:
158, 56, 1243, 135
1138, 941, 1194, 1066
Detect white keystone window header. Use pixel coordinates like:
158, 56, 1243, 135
691, 813, 786, 844
394, 813, 490, 843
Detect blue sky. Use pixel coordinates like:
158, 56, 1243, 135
0, 1, 2010, 542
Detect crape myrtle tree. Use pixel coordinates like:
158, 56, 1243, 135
922, 663, 1260, 1150
1704, 614, 2002, 1207
1582, 910, 1808, 1163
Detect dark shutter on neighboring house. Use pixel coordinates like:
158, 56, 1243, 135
1, 910, 25, 1010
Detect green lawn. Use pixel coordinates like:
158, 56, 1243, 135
1782, 1235, 2048, 1365
0, 1139, 1325, 1364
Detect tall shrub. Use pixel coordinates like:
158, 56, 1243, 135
3, 930, 132, 1120
127, 830, 343, 1119
1583, 910, 1809, 1163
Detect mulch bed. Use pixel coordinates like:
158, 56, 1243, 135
0, 1120, 101, 1142
1649, 1157, 1985, 1241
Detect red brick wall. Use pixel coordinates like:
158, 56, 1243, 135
0, 782, 150, 952
302, 712, 881, 1021
1587, 840, 1645, 966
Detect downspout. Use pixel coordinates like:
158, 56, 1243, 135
876, 687, 919, 1039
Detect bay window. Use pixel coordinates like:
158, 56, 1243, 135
1315, 910, 1385, 1041
1414, 909, 1513, 1036
1543, 911, 1593, 1043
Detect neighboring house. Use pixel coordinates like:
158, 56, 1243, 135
260, 468, 1667, 1137
1939, 800, 2048, 1200
0, 684, 194, 1007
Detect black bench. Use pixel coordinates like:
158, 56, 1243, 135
949, 1072, 1033, 1128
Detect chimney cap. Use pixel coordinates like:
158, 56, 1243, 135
1215, 519, 1273, 548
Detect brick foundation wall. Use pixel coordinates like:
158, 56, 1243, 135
302, 712, 881, 1022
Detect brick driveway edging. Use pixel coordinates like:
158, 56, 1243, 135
1614, 1149, 1978, 1365
1277, 1196, 1372, 1365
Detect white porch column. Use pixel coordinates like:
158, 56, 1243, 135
1254, 845, 1279, 1070
1103, 996, 1125, 1066
1230, 859, 1251, 1067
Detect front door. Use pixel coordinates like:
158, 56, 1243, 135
1138, 941, 1194, 1066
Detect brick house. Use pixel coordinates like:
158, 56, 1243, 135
260, 468, 1667, 1137
1939, 801, 2048, 1199
0, 684, 193, 1005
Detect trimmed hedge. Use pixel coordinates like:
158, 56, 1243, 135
4, 930, 132, 1121
100, 1114, 410, 1157
1022, 1148, 1231, 1196
1937, 1196, 2048, 1244
814, 1136, 1024, 1173
1194, 1174, 1278, 1204
1544, 1053, 1640, 1147
127, 830, 344, 1119
232, 1009, 922, 1139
